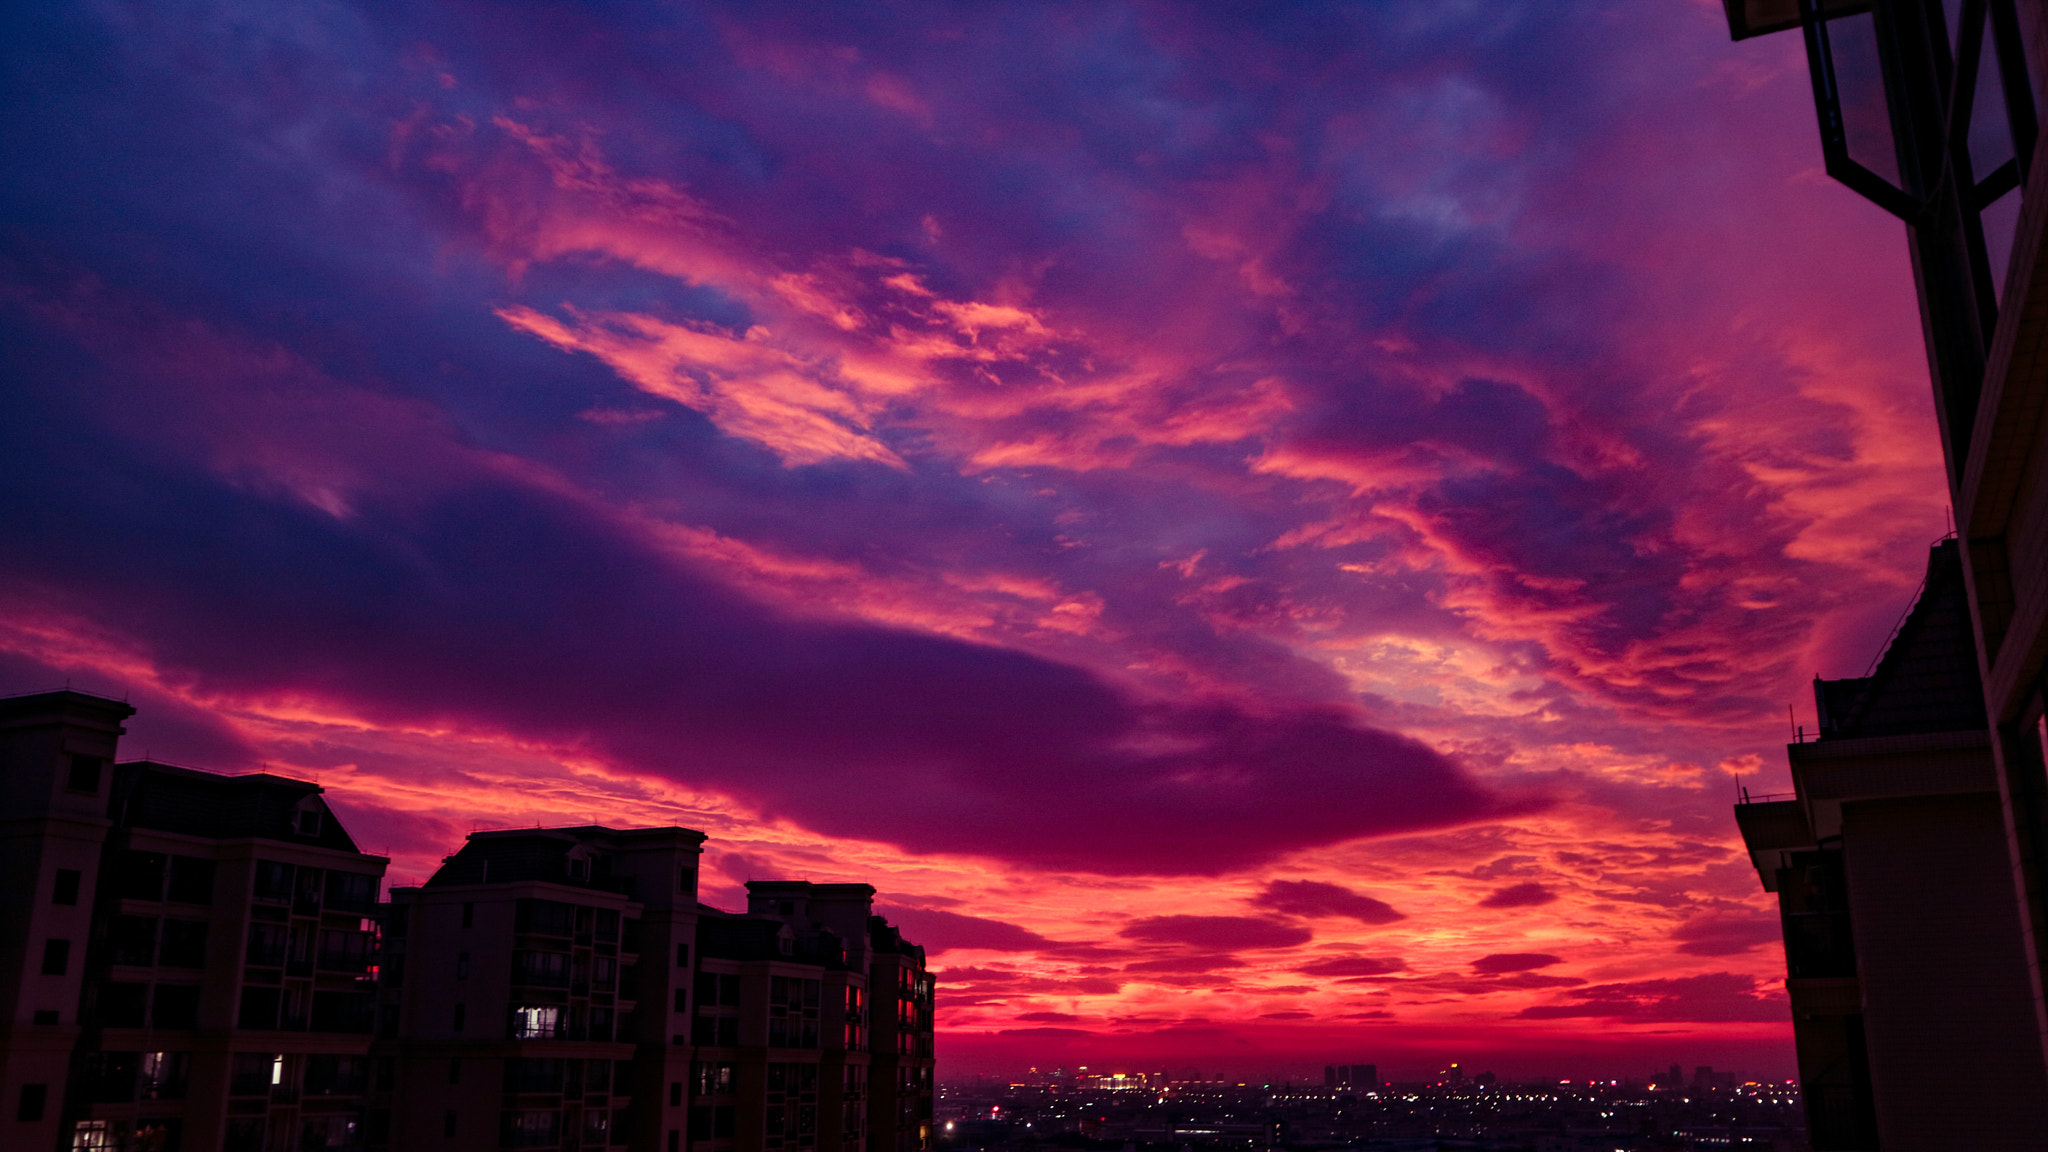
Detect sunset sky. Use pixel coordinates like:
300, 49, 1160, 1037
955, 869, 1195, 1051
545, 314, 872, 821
0, 1, 1949, 1081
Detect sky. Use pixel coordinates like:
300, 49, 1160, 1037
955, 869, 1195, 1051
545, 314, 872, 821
0, 0, 1949, 1081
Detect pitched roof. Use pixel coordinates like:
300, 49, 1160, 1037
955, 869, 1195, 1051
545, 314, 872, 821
1814, 539, 1986, 739
111, 760, 363, 852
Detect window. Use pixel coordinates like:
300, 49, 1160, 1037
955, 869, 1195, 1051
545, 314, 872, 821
305, 1055, 368, 1096
589, 1005, 613, 1042
515, 898, 576, 937
117, 851, 167, 901
70, 1120, 112, 1150
503, 1110, 561, 1148
514, 950, 571, 987
164, 856, 215, 904
511, 1005, 560, 1040
53, 868, 81, 905
225, 1119, 263, 1152
503, 1059, 563, 1093
229, 1054, 273, 1097
317, 930, 373, 973
152, 985, 200, 1029
246, 923, 288, 966
107, 916, 155, 966
449, 1057, 463, 1085
83, 1052, 140, 1104
694, 1062, 737, 1097
17, 1084, 45, 1122
461, 902, 474, 928
98, 982, 145, 1027
252, 861, 293, 903
594, 956, 616, 988
140, 1052, 189, 1101
596, 908, 619, 942
296, 809, 323, 837
453, 1003, 466, 1033
41, 939, 69, 976
33, 1010, 57, 1025
324, 872, 376, 912
66, 754, 102, 792
456, 952, 470, 980
670, 1081, 683, 1106
444, 1112, 458, 1138
237, 987, 280, 1031
674, 988, 688, 1013
159, 920, 207, 968
309, 990, 375, 1034
676, 942, 689, 968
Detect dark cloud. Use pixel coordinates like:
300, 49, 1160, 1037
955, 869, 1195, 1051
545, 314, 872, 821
1251, 880, 1405, 925
874, 906, 1105, 957
1296, 956, 1406, 978
1479, 883, 1559, 909
1517, 974, 1787, 1022
1013, 1011, 1080, 1023
1470, 952, 1563, 974
1120, 916, 1312, 951
1670, 913, 1781, 957
1122, 955, 1246, 974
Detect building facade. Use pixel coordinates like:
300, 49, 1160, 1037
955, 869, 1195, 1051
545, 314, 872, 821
0, 690, 391, 1152
1721, 1, 2048, 1143
0, 691, 935, 1152
1737, 542, 2047, 1148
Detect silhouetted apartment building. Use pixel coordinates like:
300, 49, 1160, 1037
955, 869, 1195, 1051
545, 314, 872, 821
1738, 542, 2046, 1148
1722, 1, 2048, 1144
0, 690, 389, 1152
379, 837, 934, 1152
0, 690, 936, 1152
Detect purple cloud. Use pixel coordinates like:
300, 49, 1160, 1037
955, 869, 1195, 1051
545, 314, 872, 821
1471, 952, 1563, 974
1120, 915, 1313, 951
1670, 914, 1781, 957
1296, 956, 1406, 978
1252, 880, 1405, 924
1517, 973, 1787, 1022
1479, 883, 1559, 909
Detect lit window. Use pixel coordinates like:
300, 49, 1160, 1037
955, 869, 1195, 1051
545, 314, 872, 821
513, 1005, 562, 1039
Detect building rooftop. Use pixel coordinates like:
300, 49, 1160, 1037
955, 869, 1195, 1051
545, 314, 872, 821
110, 759, 365, 853
1812, 539, 1985, 740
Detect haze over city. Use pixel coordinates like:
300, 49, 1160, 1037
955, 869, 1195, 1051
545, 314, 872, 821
0, 0, 1950, 1085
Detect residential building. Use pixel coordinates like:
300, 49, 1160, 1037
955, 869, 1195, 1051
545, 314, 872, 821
378, 825, 702, 1151
1738, 543, 2045, 1148
0, 691, 936, 1152
0, 689, 390, 1152
1722, 1, 2048, 1143
379, 838, 932, 1152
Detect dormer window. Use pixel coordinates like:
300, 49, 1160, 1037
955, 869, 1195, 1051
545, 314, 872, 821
568, 858, 589, 881
296, 809, 323, 838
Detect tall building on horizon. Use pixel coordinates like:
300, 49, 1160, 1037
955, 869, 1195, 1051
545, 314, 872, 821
0, 689, 936, 1152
